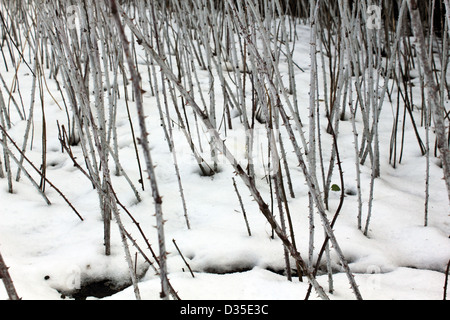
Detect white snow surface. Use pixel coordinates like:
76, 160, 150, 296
0, 24, 449, 301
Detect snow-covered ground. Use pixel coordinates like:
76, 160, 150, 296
0, 21, 449, 301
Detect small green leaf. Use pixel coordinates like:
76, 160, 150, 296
331, 184, 341, 192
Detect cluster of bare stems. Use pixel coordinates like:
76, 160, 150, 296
0, 0, 449, 300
